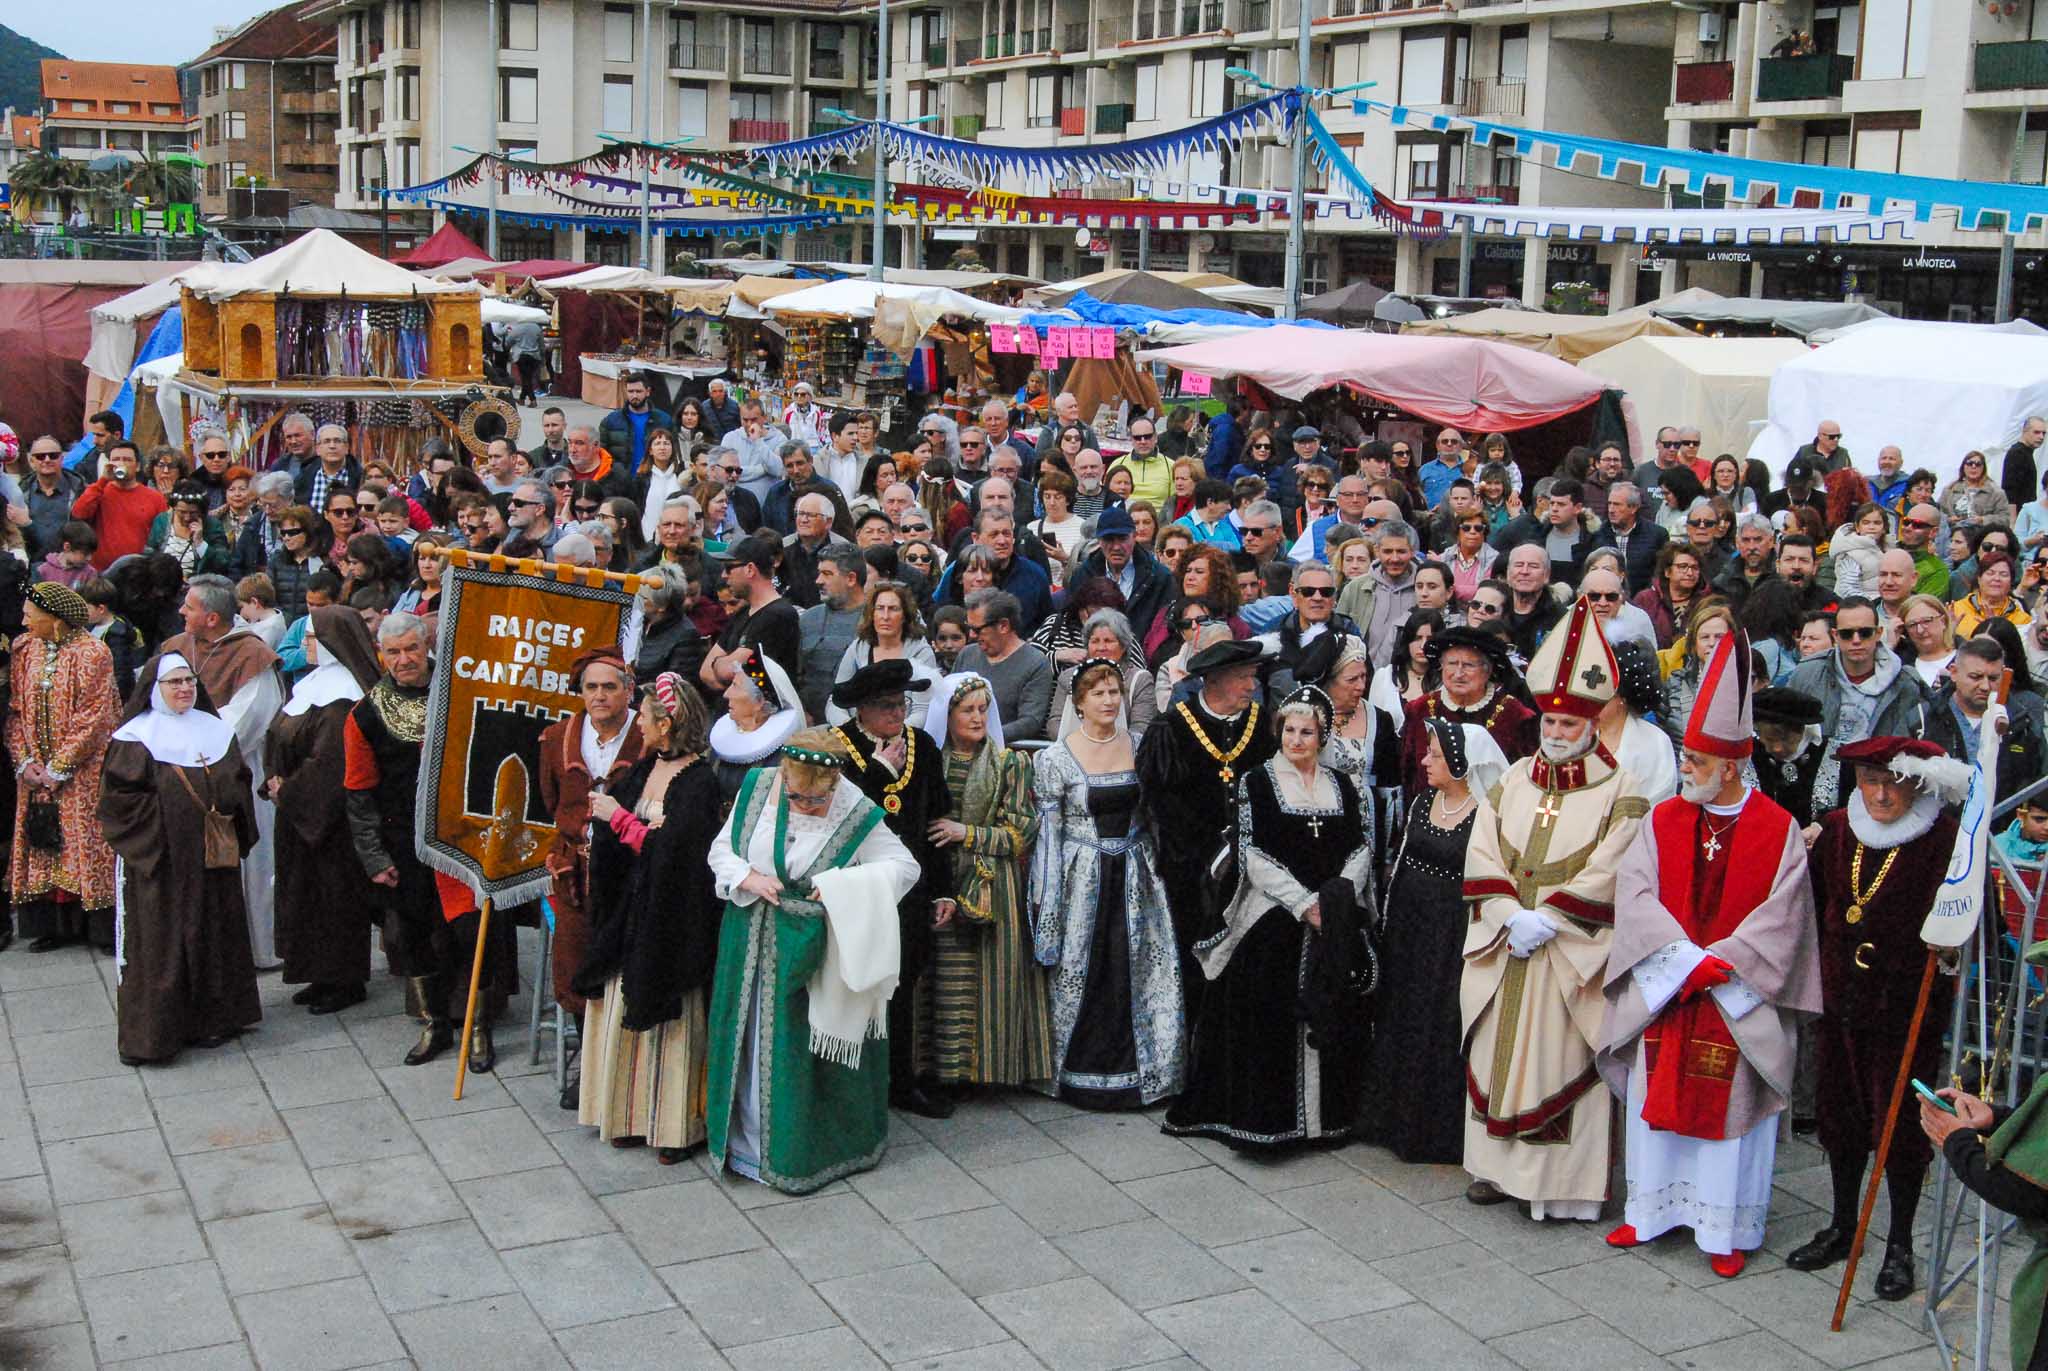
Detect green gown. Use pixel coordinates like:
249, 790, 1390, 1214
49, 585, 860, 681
704, 767, 918, 1194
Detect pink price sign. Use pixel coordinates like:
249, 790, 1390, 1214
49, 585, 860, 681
1180, 371, 1213, 396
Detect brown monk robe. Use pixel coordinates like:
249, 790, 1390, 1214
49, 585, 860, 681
264, 606, 385, 1014
99, 653, 260, 1065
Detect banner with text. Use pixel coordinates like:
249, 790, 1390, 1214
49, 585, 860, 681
416, 554, 639, 907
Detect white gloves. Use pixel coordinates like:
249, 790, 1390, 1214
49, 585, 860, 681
1505, 908, 1560, 959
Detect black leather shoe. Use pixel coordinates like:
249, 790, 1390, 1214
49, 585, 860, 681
27, 935, 74, 953
1875, 1243, 1915, 1301
291, 984, 322, 1006
1786, 1226, 1855, 1271
891, 1086, 955, 1119
559, 1076, 580, 1111
467, 1021, 496, 1074
404, 1020, 454, 1066
308, 984, 366, 1016
1465, 1180, 1511, 1206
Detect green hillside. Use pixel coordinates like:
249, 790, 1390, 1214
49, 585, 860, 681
0, 23, 63, 121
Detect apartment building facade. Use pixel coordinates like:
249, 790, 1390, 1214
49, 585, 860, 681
38, 61, 187, 165
303, 0, 2048, 318
186, 4, 343, 217
302, 0, 875, 266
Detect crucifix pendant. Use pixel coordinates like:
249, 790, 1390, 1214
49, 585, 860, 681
1305, 814, 1324, 839
1702, 832, 1722, 862
1534, 792, 1564, 830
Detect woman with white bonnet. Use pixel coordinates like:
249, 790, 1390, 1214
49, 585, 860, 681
99, 653, 260, 1065
709, 650, 804, 804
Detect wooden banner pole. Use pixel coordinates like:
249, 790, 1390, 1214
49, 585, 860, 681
452, 896, 494, 1101
1831, 949, 1939, 1332
427, 545, 657, 594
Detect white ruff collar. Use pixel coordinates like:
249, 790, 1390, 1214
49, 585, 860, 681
1847, 788, 1941, 850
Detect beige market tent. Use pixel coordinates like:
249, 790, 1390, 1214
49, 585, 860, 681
1578, 335, 1809, 466
1399, 306, 1691, 364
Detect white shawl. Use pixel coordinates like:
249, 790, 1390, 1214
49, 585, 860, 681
807, 864, 903, 1066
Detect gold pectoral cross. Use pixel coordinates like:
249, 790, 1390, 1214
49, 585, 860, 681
1534, 792, 1564, 830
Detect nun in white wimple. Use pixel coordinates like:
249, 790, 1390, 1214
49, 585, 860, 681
100, 653, 261, 1066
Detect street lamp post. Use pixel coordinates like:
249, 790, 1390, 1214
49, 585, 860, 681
597, 133, 696, 273
1224, 66, 1374, 320
452, 143, 536, 260
821, 105, 940, 282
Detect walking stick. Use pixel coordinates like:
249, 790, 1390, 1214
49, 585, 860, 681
1831, 948, 1939, 1332
452, 897, 494, 1101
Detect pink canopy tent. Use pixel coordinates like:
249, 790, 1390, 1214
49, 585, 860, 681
394, 221, 490, 268
1138, 325, 1611, 433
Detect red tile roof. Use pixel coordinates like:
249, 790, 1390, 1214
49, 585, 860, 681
192, 2, 338, 65
8, 116, 41, 150
40, 61, 186, 127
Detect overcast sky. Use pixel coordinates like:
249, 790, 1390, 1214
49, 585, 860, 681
17, 4, 278, 67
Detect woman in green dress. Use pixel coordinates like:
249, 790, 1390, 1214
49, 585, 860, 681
916, 672, 1053, 1094
704, 727, 921, 1194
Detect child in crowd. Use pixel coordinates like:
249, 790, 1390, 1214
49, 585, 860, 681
35, 521, 98, 588
77, 576, 144, 702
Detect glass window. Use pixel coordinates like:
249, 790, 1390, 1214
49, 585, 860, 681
499, 69, 538, 123
1499, 25, 1528, 79
1406, 143, 1442, 197
677, 83, 708, 137
604, 4, 635, 62
229, 63, 247, 90
602, 75, 634, 132
1134, 60, 1159, 122
1329, 41, 1365, 91
1028, 72, 1057, 127
1399, 33, 1447, 106
396, 67, 419, 120
731, 88, 774, 122
399, 0, 420, 48
1191, 56, 1225, 118
225, 111, 246, 139
1860, 0, 1928, 81
499, 0, 538, 51
986, 76, 1004, 127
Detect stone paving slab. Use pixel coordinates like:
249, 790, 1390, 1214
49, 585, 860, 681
0, 930, 2004, 1369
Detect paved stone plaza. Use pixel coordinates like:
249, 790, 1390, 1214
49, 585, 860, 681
0, 930, 1996, 1370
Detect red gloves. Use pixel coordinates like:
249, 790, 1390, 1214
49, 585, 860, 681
1678, 954, 1734, 1002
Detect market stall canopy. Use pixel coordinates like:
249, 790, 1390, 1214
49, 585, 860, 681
1198, 283, 1286, 314
1040, 271, 1253, 316
1026, 289, 1291, 334
1647, 295, 1888, 339
1803, 315, 2048, 347
791, 263, 1044, 292
1137, 325, 1609, 430
0, 260, 186, 450
483, 259, 595, 283
416, 257, 501, 280
85, 274, 189, 387
1400, 306, 1692, 364
1578, 336, 1808, 466
666, 276, 811, 319
1041, 268, 1244, 299
1747, 321, 2048, 486
761, 280, 1027, 323
480, 298, 549, 326
546, 265, 700, 292
1299, 280, 1391, 326
393, 221, 490, 268
182, 229, 482, 302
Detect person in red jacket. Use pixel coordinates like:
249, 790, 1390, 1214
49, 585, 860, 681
71, 440, 167, 569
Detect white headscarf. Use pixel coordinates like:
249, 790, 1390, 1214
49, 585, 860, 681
281, 634, 368, 718
111, 653, 239, 766
1457, 722, 1511, 798
922, 671, 1007, 752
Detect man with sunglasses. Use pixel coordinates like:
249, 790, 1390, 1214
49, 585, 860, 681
500, 481, 560, 559
22, 434, 84, 560
1420, 428, 1469, 509
1227, 432, 1299, 517
1254, 561, 1358, 696
1896, 501, 1952, 597
1793, 419, 1852, 476
1782, 597, 1930, 814
1629, 426, 1685, 514
1120, 418, 1173, 506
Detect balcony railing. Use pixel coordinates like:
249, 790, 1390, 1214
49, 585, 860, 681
740, 47, 793, 76
280, 142, 339, 166
1673, 60, 1735, 104
1456, 75, 1524, 117
1033, 26, 1053, 50
952, 114, 983, 137
955, 37, 979, 63
1756, 52, 1853, 102
1097, 103, 1132, 133
1061, 21, 1089, 50
925, 41, 948, 67
668, 42, 726, 70
1136, 11, 1155, 39
279, 89, 340, 115
729, 118, 789, 142
984, 34, 1018, 57
1974, 39, 2048, 92
1058, 107, 1086, 135
1242, 0, 1269, 27
809, 50, 846, 80
1178, 2, 1223, 34
1416, 183, 1521, 205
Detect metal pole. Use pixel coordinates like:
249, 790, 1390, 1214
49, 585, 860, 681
1282, 17, 1311, 320
872, 0, 891, 281
1457, 218, 1473, 298
1138, 218, 1151, 271
637, 0, 654, 271
486, 0, 500, 260
2000, 104, 2028, 325
378, 181, 390, 260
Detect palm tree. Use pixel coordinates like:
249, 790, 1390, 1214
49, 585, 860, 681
124, 157, 199, 206
7, 152, 85, 220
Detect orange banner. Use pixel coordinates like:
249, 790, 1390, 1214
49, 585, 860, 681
415, 556, 639, 905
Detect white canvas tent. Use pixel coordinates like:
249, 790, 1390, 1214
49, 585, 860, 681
760, 280, 1025, 322
1747, 320, 2048, 485
1578, 336, 1808, 466
84, 274, 190, 399
182, 229, 481, 302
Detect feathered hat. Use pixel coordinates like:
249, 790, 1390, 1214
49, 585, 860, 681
1835, 736, 1975, 806
1523, 596, 1617, 721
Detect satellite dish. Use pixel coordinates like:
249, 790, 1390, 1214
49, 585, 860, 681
1074, 226, 1093, 247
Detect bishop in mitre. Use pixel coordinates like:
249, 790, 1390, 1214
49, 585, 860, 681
1598, 629, 1823, 1276
1461, 597, 1651, 1220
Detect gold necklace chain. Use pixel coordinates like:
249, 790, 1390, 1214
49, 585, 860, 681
833, 725, 917, 813
1846, 842, 1901, 926
1176, 700, 1260, 785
